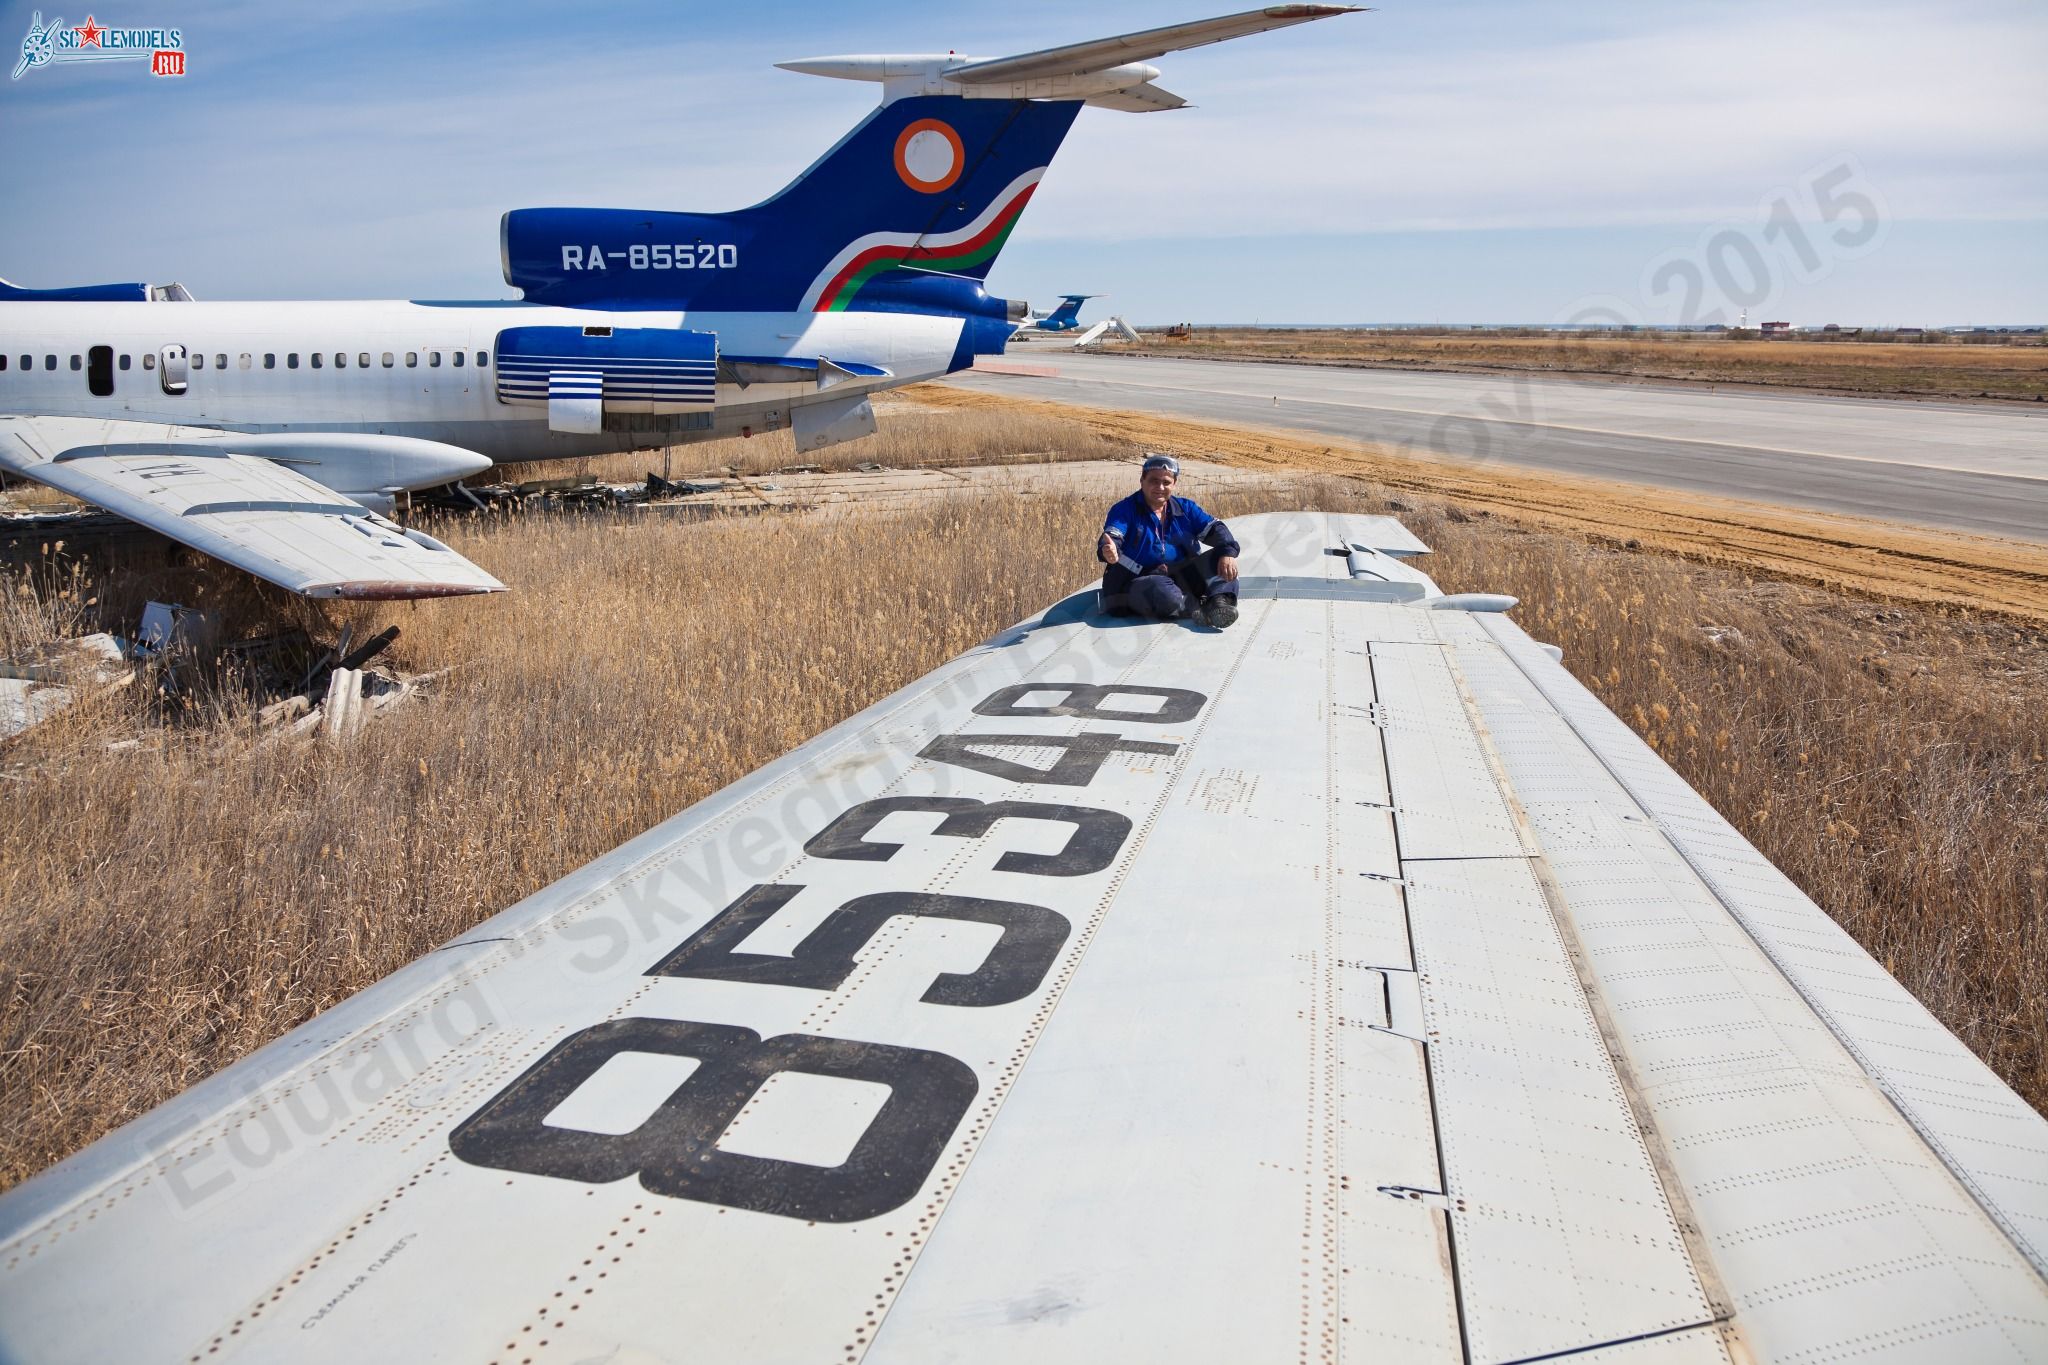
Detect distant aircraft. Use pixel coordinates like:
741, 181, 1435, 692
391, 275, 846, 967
1027, 294, 1102, 332
3, 510, 2043, 1361
0, 6, 1360, 600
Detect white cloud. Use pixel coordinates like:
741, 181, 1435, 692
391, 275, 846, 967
1023, 1, 2048, 238
0, 35, 858, 296
1, 0, 2040, 300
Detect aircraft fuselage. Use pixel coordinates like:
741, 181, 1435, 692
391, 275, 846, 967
0, 300, 970, 465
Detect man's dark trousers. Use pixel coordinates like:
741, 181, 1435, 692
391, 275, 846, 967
1100, 546, 1237, 619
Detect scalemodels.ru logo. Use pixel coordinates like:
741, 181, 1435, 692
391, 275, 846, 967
13, 12, 185, 80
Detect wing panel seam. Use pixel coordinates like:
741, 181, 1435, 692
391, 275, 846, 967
1473, 612, 2048, 1281
1439, 638, 1739, 1359
1364, 634, 1474, 1365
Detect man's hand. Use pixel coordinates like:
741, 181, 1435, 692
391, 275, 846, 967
1218, 554, 1240, 582
1098, 532, 1120, 564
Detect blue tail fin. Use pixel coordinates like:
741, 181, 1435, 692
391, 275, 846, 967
1039, 294, 1098, 329
502, 96, 1082, 315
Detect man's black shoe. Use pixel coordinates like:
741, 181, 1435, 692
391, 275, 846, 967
1201, 595, 1239, 629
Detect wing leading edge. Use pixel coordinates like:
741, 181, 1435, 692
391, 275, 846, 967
0, 512, 2039, 1362
0, 416, 503, 599
942, 5, 1362, 84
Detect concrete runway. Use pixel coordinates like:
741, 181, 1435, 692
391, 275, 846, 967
948, 353, 2048, 541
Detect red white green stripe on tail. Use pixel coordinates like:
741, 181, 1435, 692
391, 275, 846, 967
802, 171, 1044, 313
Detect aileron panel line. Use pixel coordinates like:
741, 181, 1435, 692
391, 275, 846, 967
0, 514, 2041, 1364
1371, 635, 1531, 860
1452, 614, 2048, 1361
1377, 636, 1725, 1365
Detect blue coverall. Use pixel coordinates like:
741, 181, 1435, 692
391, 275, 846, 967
1098, 491, 1240, 619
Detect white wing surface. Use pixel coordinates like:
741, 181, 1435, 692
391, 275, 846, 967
0, 416, 503, 600
0, 512, 2040, 1362
1078, 80, 1190, 112
943, 5, 1361, 84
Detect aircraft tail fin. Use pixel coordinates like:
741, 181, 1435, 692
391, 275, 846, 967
501, 95, 1079, 315
1040, 294, 1099, 328
501, 9, 1360, 316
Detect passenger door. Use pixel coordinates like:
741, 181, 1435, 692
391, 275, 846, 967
158, 344, 188, 395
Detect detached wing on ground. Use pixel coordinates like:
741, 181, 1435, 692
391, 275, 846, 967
0, 416, 502, 600
0, 512, 2040, 1362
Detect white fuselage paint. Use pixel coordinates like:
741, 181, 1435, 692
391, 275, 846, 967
0, 300, 967, 465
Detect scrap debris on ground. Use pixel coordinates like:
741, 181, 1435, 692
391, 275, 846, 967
0, 632, 131, 742
257, 662, 437, 748
418, 455, 1289, 518
1, 601, 438, 749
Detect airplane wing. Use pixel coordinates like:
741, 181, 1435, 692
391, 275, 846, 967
943, 4, 1361, 84
0, 417, 503, 600
0, 511, 2041, 1362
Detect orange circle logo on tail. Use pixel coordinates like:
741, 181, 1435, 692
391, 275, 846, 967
894, 119, 964, 194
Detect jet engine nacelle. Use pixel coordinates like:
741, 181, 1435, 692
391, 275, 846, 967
494, 325, 718, 435
220, 433, 490, 506
0, 276, 193, 303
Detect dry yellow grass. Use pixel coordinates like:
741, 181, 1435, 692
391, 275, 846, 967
1115, 328, 2048, 402
917, 384, 2048, 623
1412, 511, 2048, 1105
507, 402, 1134, 485
1, 408, 2041, 1195
0, 496, 1115, 1191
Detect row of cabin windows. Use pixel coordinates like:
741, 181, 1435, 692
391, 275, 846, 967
1, 350, 490, 372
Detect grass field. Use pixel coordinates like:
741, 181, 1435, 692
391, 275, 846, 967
1, 403, 2042, 1191
508, 400, 1134, 485
1105, 328, 2048, 402
916, 384, 2048, 623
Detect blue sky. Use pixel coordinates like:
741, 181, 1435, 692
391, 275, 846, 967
2, 0, 2043, 324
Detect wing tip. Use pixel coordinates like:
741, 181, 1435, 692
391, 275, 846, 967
314, 581, 507, 601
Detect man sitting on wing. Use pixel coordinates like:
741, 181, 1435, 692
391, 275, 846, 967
1096, 454, 1241, 627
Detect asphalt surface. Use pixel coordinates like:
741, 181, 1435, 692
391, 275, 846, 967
947, 353, 2048, 541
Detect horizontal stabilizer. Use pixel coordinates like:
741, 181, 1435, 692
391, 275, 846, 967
510, 8, 1363, 314
942, 5, 1362, 84
780, 5, 1362, 112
